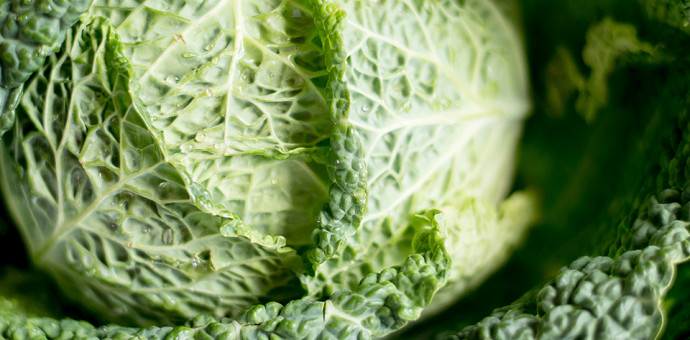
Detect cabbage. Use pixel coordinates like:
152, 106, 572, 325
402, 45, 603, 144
0, 0, 533, 337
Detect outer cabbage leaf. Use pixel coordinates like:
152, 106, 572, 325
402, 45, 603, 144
449, 190, 690, 340
0, 16, 303, 326
0, 210, 451, 340
304, 0, 535, 308
89, 0, 370, 274
0, 0, 92, 136
88, 0, 336, 247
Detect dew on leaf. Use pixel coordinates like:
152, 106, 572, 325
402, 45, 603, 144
180, 143, 193, 153
162, 228, 173, 245
165, 75, 180, 84
195, 133, 206, 142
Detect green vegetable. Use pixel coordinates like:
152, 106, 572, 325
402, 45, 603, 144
0, 0, 91, 135
450, 190, 690, 339
0, 211, 450, 339
400, 0, 690, 339
0, 0, 533, 338
15, 0, 690, 339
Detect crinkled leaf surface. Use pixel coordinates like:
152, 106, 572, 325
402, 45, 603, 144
420, 2, 690, 339
0, 17, 303, 326
449, 189, 690, 340
304, 0, 533, 306
0, 210, 451, 339
0, 0, 92, 136
0, 0, 533, 335
90, 0, 334, 244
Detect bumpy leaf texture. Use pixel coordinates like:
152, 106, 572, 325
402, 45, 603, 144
0, 211, 450, 339
0, 0, 92, 135
0, 0, 532, 337
450, 190, 690, 340
425, 1, 690, 339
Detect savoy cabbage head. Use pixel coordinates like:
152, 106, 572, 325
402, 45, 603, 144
0, 0, 535, 337
10, 0, 690, 339
6, 0, 690, 339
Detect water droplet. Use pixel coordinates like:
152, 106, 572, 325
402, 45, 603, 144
162, 228, 173, 245
204, 89, 214, 96
180, 143, 193, 153
213, 143, 221, 150
361, 105, 370, 112
195, 132, 206, 142
204, 43, 215, 51
109, 223, 118, 231
335, 159, 341, 164
271, 178, 279, 185
182, 52, 198, 58
158, 182, 167, 190
165, 75, 180, 84
142, 226, 151, 233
